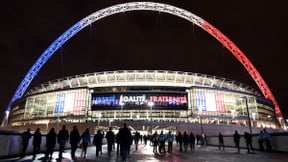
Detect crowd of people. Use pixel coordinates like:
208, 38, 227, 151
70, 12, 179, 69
19, 123, 134, 161
145, 130, 206, 154
230, 128, 272, 154
19, 124, 273, 161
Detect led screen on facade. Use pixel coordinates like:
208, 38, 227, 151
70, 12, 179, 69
91, 92, 188, 110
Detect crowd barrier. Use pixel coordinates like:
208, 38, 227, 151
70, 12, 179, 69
0, 130, 93, 159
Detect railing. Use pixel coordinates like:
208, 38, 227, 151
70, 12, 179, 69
0, 130, 92, 159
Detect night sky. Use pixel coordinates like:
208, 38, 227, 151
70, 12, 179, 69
1, 0, 288, 120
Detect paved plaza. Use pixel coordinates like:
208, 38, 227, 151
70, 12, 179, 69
2, 143, 288, 162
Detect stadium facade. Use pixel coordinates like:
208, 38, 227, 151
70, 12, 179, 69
8, 70, 280, 129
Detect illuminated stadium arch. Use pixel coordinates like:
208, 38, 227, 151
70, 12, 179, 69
7, 2, 282, 117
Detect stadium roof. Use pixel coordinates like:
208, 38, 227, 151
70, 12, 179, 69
26, 70, 260, 96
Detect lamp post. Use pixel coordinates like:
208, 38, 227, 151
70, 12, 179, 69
240, 96, 252, 134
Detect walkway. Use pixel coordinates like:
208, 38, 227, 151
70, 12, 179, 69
2, 143, 288, 162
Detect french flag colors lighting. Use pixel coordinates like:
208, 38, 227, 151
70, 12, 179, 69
55, 94, 65, 113
55, 91, 85, 113
196, 91, 225, 112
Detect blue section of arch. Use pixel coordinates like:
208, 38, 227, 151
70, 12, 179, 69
8, 22, 83, 111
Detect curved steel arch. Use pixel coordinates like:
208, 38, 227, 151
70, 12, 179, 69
7, 2, 282, 116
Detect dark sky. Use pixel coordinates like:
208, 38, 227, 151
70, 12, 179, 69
1, 0, 288, 120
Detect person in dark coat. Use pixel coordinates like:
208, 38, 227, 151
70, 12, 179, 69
21, 128, 32, 158
258, 130, 264, 151
118, 123, 132, 162
218, 132, 225, 150
152, 131, 159, 153
143, 134, 148, 146
176, 131, 183, 152
134, 131, 141, 151
106, 127, 115, 156
32, 128, 42, 160
244, 132, 254, 153
70, 125, 81, 160
58, 125, 69, 159
233, 131, 241, 153
93, 130, 103, 157
263, 128, 272, 152
81, 128, 91, 159
44, 128, 57, 160
189, 132, 195, 151
183, 131, 189, 152
116, 131, 120, 156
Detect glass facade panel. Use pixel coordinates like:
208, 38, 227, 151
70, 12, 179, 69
24, 89, 88, 119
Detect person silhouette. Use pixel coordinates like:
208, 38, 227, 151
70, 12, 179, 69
118, 123, 132, 161
81, 128, 91, 159
263, 128, 272, 152
106, 127, 115, 156
244, 132, 254, 153
218, 132, 224, 150
44, 128, 57, 160
58, 125, 69, 159
32, 128, 42, 160
21, 128, 31, 158
70, 125, 81, 160
233, 131, 240, 153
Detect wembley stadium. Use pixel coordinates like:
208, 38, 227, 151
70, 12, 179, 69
7, 70, 281, 135
2, 2, 285, 135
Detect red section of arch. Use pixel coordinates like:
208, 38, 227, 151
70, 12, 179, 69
202, 21, 281, 116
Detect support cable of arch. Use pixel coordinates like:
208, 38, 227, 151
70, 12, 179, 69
7, 2, 282, 118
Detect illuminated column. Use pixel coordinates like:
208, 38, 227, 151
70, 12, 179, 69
148, 102, 154, 133
148, 102, 154, 122
136, 113, 140, 120
119, 102, 124, 122
98, 112, 102, 127
109, 119, 113, 127
1, 111, 10, 126
130, 111, 133, 119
